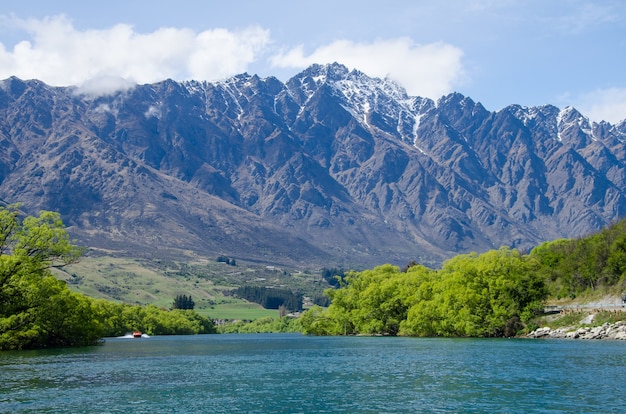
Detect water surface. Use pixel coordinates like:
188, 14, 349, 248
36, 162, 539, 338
1, 334, 624, 413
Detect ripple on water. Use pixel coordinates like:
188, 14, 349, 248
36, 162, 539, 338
1, 334, 625, 413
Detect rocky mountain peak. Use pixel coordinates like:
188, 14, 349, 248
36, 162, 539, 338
0, 68, 625, 268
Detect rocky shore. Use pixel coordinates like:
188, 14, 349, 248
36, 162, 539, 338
527, 321, 626, 340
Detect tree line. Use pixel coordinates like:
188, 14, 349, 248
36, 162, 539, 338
301, 248, 546, 337
300, 219, 626, 337
0, 205, 215, 350
4, 203, 625, 348
321, 267, 345, 288
234, 286, 303, 312
173, 294, 195, 310
531, 219, 626, 298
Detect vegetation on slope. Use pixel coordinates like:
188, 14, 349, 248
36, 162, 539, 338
0, 205, 215, 351
300, 219, 626, 337
4, 200, 625, 347
56, 255, 328, 320
234, 286, 303, 312
218, 316, 302, 334
300, 249, 546, 337
531, 219, 626, 298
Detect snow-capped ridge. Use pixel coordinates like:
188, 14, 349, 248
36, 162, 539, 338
557, 106, 595, 142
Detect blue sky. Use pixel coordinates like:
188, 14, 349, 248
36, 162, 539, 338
1, 0, 625, 123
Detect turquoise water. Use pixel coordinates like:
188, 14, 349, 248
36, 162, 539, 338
1, 334, 625, 413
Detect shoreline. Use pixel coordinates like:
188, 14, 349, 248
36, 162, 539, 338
527, 321, 626, 340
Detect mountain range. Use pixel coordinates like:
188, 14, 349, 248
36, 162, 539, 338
1, 63, 625, 268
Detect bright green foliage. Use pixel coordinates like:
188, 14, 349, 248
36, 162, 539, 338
530, 219, 626, 297
300, 248, 547, 338
94, 301, 216, 336
0, 206, 99, 350
300, 263, 437, 336
326, 264, 435, 335
299, 305, 339, 335
140, 306, 215, 335
0, 205, 217, 350
219, 316, 301, 334
401, 248, 546, 337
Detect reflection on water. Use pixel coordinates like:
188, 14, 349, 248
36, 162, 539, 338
1, 334, 625, 413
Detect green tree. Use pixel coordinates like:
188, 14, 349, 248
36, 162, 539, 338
173, 294, 195, 310
0, 206, 98, 350
530, 219, 626, 297
401, 248, 546, 337
299, 305, 341, 336
94, 301, 216, 336
303, 248, 548, 338
300, 264, 435, 336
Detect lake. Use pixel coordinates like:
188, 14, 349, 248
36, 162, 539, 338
1, 333, 625, 413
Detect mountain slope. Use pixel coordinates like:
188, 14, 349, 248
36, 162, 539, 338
0, 63, 625, 267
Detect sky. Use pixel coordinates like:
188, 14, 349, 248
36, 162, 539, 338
1, 0, 626, 123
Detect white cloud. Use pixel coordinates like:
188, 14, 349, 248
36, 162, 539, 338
144, 105, 162, 119
92, 103, 117, 116
76, 76, 136, 97
0, 15, 465, 100
0, 15, 270, 90
189, 27, 270, 79
575, 88, 626, 124
270, 38, 465, 99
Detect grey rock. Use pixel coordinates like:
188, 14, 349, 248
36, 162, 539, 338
1, 64, 625, 266
528, 321, 626, 340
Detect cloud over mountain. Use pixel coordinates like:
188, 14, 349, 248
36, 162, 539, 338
270, 38, 465, 98
575, 87, 626, 125
0, 15, 464, 101
0, 15, 271, 85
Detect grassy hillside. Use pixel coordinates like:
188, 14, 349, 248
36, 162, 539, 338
55, 219, 626, 329
54, 251, 330, 320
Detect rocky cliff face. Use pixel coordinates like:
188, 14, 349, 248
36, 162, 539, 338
1, 63, 625, 267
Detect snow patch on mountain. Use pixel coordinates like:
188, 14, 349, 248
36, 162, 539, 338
557, 106, 596, 142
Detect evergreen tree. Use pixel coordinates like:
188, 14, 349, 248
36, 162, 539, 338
173, 294, 195, 310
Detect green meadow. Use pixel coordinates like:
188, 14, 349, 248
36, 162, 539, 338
54, 253, 327, 320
